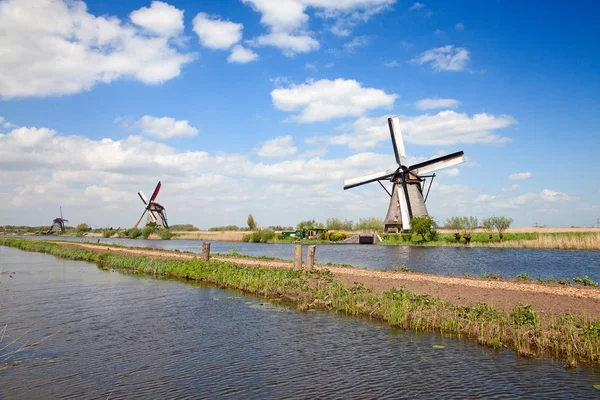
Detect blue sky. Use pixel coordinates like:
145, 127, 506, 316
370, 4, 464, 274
0, 0, 599, 229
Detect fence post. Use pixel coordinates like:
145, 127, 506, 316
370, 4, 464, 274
202, 242, 211, 261
306, 245, 316, 270
293, 245, 302, 270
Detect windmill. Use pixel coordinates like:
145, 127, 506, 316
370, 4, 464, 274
134, 181, 169, 229
47, 207, 68, 234
344, 117, 465, 233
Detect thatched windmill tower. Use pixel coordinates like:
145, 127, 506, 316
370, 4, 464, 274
344, 117, 465, 233
134, 181, 169, 229
46, 207, 68, 234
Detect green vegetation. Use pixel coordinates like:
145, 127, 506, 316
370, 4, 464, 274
247, 214, 257, 230
325, 217, 354, 231
208, 225, 243, 231
482, 217, 495, 240
354, 217, 384, 232
142, 225, 154, 239
460, 216, 478, 244
158, 229, 172, 240
444, 216, 463, 242
411, 216, 436, 241
103, 229, 114, 238
296, 219, 324, 231
2, 237, 600, 367
75, 223, 90, 237
492, 216, 514, 240
119, 227, 141, 239
169, 224, 200, 231
242, 229, 275, 243
573, 276, 599, 287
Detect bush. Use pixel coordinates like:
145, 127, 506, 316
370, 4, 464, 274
142, 226, 154, 239
427, 229, 439, 241
328, 232, 347, 242
159, 229, 172, 240
128, 227, 142, 239
247, 214, 256, 230
401, 233, 412, 242
510, 304, 539, 326
572, 276, 598, 287
326, 217, 354, 231
242, 233, 251, 242
243, 229, 275, 243
411, 216, 435, 241
75, 223, 90, 237
354, 217, 383, 232
102, 229, 113, 238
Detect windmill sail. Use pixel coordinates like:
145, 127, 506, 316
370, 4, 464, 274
344, 170, 396, 190
388, 117, 406, 164
409, 151, 464, 176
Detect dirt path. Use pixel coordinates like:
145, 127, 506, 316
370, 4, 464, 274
58, 242, 600, 317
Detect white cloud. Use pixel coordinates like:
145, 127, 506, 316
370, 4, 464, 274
130, 1, 184, 37
409, 2, 425, 10
258, 136, 298, 158
410, 45, 470, 72
227, 45, 259, 63
271, 78, 397, 123
314, 111, 515, 149
509, 172, 531, 181
442, 168, 460, 177
344, 35, 371, 52
384, 60, 400, 67
242, 0, 394, 55
415, 98, 460, 110
455, 22, 465, 31
501, 184, 520, 193
474, 192, 538, 209
540, 189, 576, 202
192, 13, 243, 50
0, 0, 195, 99
305, 63, 318, 71
136, 116, 199, 139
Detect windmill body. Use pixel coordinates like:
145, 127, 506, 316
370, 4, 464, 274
344, 117, 465, 233
47, 207, 67, 234
134, 181, 169, 229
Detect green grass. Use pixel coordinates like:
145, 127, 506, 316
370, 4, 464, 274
2, 237, 600, 367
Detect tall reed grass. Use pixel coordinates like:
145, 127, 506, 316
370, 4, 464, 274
2, 238, 600, 366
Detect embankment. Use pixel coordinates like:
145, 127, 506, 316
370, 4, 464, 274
3, 238, 600, 367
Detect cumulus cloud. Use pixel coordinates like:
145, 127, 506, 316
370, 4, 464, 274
540, 189, 576, 202
312, 111, 515, 149
242, 0, 394, 55
509, 172, 532, 180
271, 78, 398, 123
192, 13, 243, 50
442, 168, 460, 177
415, 98, 460, 110
136, 116, 199, 139
410, 45, 470, 72
0, 0, 195, 99
258, 136, 298, 158
227, 45, 259, 63
501, 184, 520, 192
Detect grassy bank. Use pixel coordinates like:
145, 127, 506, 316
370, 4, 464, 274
2, 238, 600, 367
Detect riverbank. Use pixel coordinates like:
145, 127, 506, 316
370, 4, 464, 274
3, 238, 600, 366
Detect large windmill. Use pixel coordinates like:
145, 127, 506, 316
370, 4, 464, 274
46, 207, 67, 234
344, 117, 465, 233
134, 181, 169, 229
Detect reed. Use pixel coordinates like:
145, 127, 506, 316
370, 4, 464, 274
469, 233, 600, 250
2, 238, 600, 367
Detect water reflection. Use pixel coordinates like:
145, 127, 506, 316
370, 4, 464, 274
1, 247, 600, 398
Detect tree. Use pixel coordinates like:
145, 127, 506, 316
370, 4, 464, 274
75, 223, 89, 237
411, 216, 435, 241
296, 219, 320, 231
493, 216, 513, 240
460, 216, 478, 245
444, 217, 463, 243
247, 214, 256, 230
482, 217, 495, 240
354, 217, 384, 232
326, 217, 354, 231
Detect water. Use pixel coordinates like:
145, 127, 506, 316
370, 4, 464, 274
7, 235, 600, 281
1, 247, 600, 398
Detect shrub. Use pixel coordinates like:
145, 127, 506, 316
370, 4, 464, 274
510, 304, 539, 326
142, 226, 154, 239
427, 229, 439, 241
75, 223, 90, 237
401, 233, 412, 242
128, 227, 142, 239
354, 217, 383, 232
102, 229, 113, 238
242, 233, 251, 242
572, 276, 599, 287
516, 273, 531, 281
411, 216, 435, 241
326, 217, 354, 231
159, 229, 172, 240
247, 214, 256, 230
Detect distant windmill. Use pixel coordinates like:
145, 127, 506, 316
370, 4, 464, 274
344, 117, 465, 233
46, 207, 68, 234
134, 181, 169, 229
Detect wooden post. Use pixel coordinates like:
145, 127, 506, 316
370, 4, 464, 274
306, 245, 316, 270
202, 242, 211, 261
293, 245, 302, 270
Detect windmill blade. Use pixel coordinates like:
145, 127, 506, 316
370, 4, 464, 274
344, 169, 397, 190
134, 209, 147, 228
408, 151, 465, 176
138, 191, 149, 206
398, 186, 412, 230
148, 209, 158, 223
60, 206, 63, 220
388, 117, 406, 166
149, 181, 162, 202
